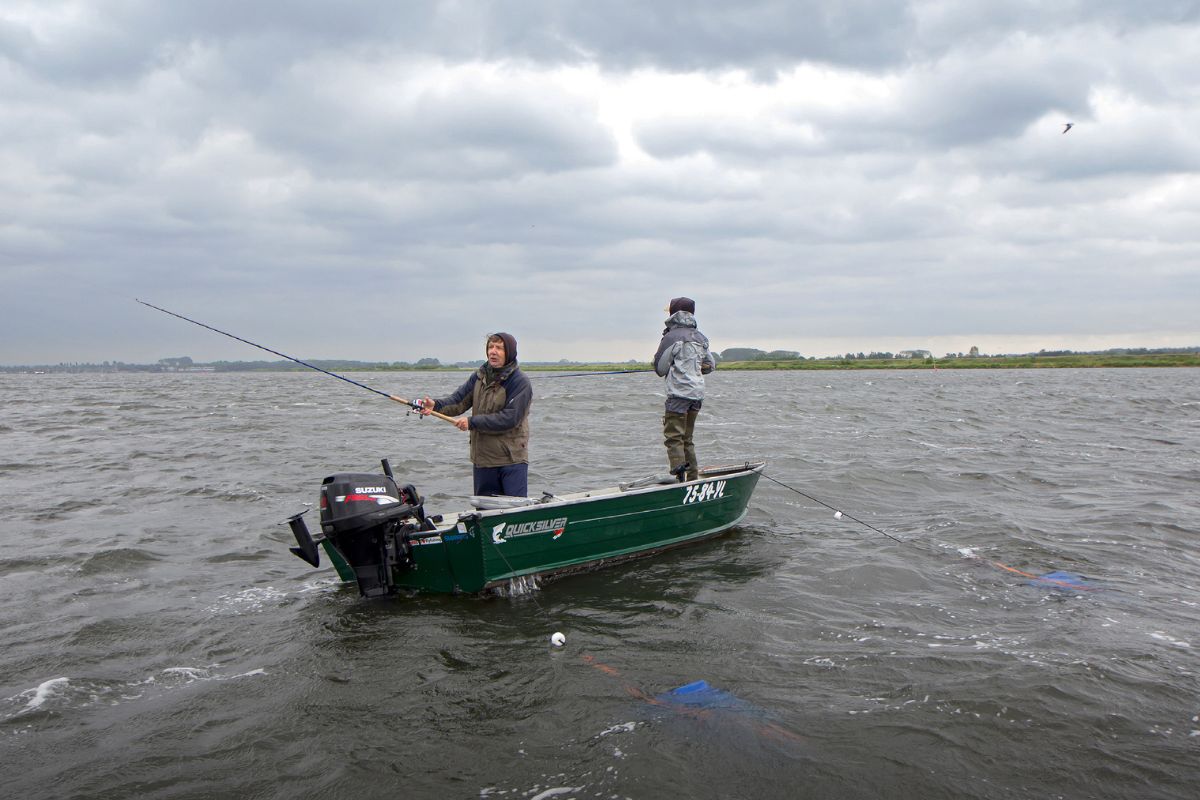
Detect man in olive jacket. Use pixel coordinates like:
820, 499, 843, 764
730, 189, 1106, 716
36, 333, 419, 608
421, 333, 532, 497
654, 297, 714, 482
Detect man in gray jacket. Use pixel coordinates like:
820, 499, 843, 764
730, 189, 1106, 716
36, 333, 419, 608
654, 297, 714, 482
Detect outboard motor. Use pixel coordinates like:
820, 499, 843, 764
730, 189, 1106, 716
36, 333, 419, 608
317, 470, 427, 598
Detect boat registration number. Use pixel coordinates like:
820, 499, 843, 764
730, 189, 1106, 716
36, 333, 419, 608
682, 480, 727, 505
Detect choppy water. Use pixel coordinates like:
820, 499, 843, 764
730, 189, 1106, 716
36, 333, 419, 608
2, 368, 1198, 799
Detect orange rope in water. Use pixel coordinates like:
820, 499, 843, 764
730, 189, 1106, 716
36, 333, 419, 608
988, 560, 1098, 591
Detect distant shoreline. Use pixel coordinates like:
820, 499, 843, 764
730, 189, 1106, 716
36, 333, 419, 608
713, 352, 1200, 370
4, 352, 1198, 373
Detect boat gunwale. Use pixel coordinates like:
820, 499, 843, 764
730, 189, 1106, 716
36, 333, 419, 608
408, 461, 766, 536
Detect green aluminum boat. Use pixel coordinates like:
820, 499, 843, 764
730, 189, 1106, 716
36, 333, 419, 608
285, 460, 765, 597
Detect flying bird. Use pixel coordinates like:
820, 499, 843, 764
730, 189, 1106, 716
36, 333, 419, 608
1062, 122, 1074, 134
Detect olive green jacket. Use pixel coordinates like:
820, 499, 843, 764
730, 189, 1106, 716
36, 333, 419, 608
435, 362, 532, 467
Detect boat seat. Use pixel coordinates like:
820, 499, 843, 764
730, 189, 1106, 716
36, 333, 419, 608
618, 473, 680, 491
469, 495, 539, 510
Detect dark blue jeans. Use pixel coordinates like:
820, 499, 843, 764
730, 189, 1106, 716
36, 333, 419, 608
473, 463, 529, 497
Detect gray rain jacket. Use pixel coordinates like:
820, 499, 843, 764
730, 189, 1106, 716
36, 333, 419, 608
653, 311, 714, 401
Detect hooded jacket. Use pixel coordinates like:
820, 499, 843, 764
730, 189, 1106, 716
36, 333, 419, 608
654, 311, 714, 401
433, 351, 532, 468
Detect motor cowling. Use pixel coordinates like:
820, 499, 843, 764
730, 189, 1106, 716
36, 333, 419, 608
319, 472, 426, 597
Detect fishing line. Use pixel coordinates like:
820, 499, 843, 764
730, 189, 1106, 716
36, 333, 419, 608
136, 299, 457, 423
480, 525, 565, 637
759, 472, 905, 544
532, 369, 654, 379
761, 471, 1098, 591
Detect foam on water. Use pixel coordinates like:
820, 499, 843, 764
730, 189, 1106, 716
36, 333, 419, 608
1149, 631, 1190, 649
3, 665, 268, 723
203, 586, 289, 615
11, 677, 69, 713
597, 721, 638, 737
494, 574, 541, 597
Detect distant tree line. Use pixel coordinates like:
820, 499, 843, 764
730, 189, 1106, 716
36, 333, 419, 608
3, 346, 1198, 373
719, 348, 806, 362
0, 357, 455, 373
719, 348, 902, 361
716, 345, 1200, 363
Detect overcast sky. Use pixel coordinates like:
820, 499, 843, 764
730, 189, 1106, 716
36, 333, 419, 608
2, 1, 1198, 365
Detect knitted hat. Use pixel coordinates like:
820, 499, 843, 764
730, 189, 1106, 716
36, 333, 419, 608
668, 297, 696, 314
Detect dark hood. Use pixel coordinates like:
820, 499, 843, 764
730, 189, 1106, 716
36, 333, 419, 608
492, 332, 517, 365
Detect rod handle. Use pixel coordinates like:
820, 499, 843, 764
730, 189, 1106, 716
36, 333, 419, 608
389, 394, 459, 425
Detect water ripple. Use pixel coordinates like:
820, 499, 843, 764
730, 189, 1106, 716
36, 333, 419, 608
1, 369, 1198, 799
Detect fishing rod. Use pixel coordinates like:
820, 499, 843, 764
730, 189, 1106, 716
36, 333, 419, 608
760, 471, 1099, 592
136, 299, 459, 425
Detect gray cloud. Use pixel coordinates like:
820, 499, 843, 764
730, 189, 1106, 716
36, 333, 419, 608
2, 1, 1198, 365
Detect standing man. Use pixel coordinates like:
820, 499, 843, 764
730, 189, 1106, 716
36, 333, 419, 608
654, 297, 714, 482
421, 333, 532, 497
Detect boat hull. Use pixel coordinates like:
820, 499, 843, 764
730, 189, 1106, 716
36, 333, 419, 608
323, 462, 763, 595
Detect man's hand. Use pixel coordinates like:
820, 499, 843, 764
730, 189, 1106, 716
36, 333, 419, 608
454, 417, 470, 431
419, 397, 435, 415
